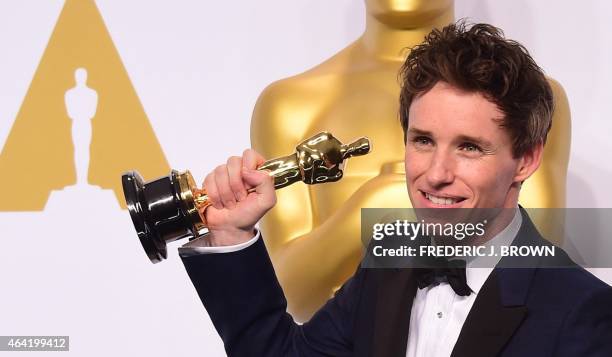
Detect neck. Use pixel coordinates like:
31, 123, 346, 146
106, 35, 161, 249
474, 185, 522, 245
359, 10, 454, 62
481, 206, 519, 244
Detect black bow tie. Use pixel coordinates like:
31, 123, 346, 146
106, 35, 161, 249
414, 258, 472, 296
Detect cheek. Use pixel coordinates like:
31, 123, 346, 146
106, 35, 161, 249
404, 148, 427, 182
457, 159, 516, 198
491, 156, 520, 186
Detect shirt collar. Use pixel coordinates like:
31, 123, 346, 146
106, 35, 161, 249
466, 207, 522, 295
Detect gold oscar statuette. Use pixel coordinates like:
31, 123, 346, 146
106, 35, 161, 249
121, 131, 371, 263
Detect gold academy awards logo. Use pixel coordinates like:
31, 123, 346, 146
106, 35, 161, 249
0, 0, 169, 210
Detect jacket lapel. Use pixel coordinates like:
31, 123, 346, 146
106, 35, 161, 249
450, 269, 529, 357
369, 266, 532, 357
371, 268, 418, 357
451, 206, 543, 357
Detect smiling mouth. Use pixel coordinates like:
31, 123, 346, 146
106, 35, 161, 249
420, 190, 467, 205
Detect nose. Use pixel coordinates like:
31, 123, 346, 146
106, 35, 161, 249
425, 149, 454, 187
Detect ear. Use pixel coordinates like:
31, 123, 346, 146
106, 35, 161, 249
514, 143, 544, 183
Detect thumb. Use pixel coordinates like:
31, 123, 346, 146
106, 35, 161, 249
241, 168, 275, 197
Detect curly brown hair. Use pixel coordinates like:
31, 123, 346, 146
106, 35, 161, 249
398, 21, 554, 158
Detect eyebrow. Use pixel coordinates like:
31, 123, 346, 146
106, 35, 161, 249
407, 128, 432, 137
407, 127, 495, 149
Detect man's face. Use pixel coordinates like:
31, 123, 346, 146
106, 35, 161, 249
405, 81, 522, 210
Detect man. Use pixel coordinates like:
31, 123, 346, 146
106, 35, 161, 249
179, 22, 612, 356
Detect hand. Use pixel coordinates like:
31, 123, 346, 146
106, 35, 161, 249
201, 149, 277, 246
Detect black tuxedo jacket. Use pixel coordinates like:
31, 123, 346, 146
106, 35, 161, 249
181, 208, 612, 356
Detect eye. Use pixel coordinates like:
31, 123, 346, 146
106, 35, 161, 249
459, 142, 483, 153
412, 136, 433, 146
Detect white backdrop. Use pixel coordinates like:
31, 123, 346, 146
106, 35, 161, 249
1, 1, 611, 355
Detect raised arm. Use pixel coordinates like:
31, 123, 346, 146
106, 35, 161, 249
250, 82, 410, 321
179, 148, 366, 356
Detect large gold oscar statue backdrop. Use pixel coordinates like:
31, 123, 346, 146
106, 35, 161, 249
251, 0, 571, 321
0, 0, 169, 210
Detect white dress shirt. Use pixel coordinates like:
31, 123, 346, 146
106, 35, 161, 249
179, 229, 261, 256
179, 208, 522, 357
405, 208, 522, 357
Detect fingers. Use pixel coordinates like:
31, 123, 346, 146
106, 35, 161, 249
203, 149, 266, 209
203, 165, 239, 210
241, 168, 276, 209
227, 156, 247, 201
203, 171, 222, 210
242, 149, 266, 171
214, 165, 237, 209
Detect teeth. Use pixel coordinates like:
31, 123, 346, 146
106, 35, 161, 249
425, 192, 459, 205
